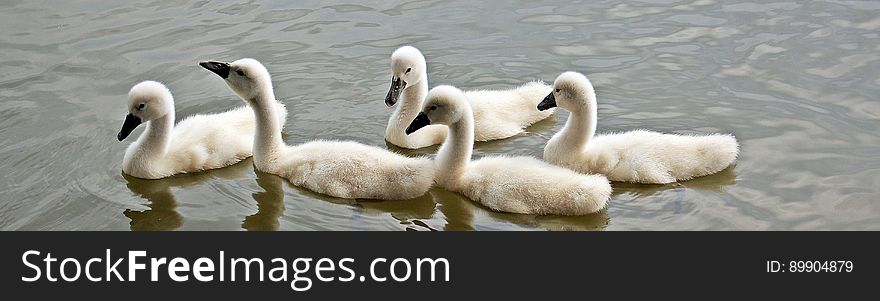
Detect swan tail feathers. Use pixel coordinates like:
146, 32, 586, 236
669, 134, 739, 181
701, 133, 739, 175
568, 174, 612, 215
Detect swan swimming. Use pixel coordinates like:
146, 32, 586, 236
201, 58, 435, 200
384, 46, 555, 149
117, 81, 287, 179
406, 85, 611, 215
537, 71, 739, 184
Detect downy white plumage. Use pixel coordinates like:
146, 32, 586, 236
201, 58, 434, 200
385, 46, 555, 149
117, 81, 287, 179
538, 71, 739, 184
406, 85, 610, 215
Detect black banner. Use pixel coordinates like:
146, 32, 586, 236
1, 232, 875, 298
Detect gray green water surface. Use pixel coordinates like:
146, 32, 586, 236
1, 0, 878, 230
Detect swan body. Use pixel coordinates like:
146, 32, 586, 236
407, 85, 610, 215
385, 46, 554, 149
538, 71, 739, 184
117, 81, 287, 179
201, 58, 434, 200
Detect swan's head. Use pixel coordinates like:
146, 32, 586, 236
538, 71, 595, 112
117, 81, 174, 141
385, 46, 427, 107
200, 58, 272, 103
405, 85, 467, 135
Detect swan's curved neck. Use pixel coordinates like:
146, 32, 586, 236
137, 111, 174, 158
389, 74, 428, 134
249, 82, 284, 169
436, 106, 473, 185
559, 92, 598, 151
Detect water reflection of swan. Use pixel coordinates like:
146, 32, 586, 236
241, 170, 286, 231
351, 185, 611, 231
430, 189, 609, 231
611, 165, 738, 215
121, 159, 250, 231
122, 162, 735, 231
122, 174, 183, 231
427, 166, 737, 230
612, 165, 738, 198
355, 190, 438, 230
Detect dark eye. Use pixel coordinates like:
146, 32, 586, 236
555, 88, 560, 93
138, 103, 145, 110
236, 70, 245, 76
429, 105, 437, 111
405, 67, 412, 74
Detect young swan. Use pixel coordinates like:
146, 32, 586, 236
201, 58, 434, 200
406, 85, 610, 215
538, 71, 739, 184
117, 81, 287, 179
384, 46, 555, 149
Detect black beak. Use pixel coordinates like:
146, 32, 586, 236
537, 92, 557, 111
117, 113, 142, 141
200, 61, 231, 79
405, 112, 430, 135
384, 77, 406, 107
